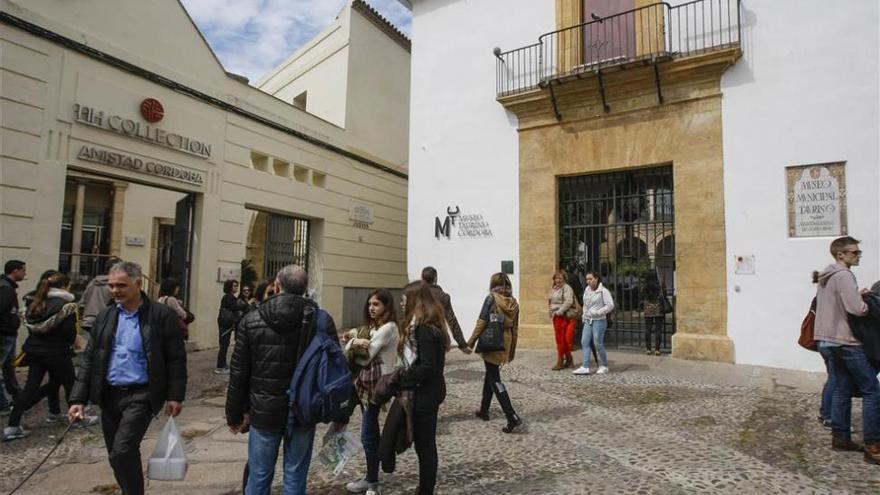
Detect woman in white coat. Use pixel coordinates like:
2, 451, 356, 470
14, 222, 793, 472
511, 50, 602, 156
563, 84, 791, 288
343, 289, 399, 495
573, 271, 614, 375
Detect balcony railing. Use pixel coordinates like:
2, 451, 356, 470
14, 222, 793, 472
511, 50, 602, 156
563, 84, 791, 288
495, 0, 741, 97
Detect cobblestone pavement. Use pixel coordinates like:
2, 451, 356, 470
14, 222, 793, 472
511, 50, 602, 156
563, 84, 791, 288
2, 348, 880, 494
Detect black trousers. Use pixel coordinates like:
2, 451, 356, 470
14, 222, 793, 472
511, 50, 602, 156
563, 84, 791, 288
412, 405, 439, 495
216, 324, 233, 369
8, 354, 73, 427
645, 316, 665, 351
479, 361, 518, 422
101, 387, 154, 495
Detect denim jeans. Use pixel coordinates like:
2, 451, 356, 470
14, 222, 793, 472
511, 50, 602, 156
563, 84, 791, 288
818, 346, 834, 422
0, 335, 16, 409
361, 403, 381, 483
581, 319, 608, 368
827, 344, 880, 442
246, 425, 316, 495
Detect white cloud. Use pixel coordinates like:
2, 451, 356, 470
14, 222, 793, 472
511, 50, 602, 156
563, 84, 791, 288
180, 0, 412, 83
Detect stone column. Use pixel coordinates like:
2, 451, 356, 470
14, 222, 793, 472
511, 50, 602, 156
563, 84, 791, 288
69, 181, 87, 275
109, 181, 128, 257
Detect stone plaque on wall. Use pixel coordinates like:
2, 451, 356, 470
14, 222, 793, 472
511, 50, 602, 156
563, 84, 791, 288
786, 162, 847, 237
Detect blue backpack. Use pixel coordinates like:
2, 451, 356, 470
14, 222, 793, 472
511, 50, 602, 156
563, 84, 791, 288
288, 307, 353, 427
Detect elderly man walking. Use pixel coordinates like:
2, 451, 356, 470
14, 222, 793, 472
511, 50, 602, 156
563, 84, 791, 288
226, 264, 337, 495
68, 261, 187, 494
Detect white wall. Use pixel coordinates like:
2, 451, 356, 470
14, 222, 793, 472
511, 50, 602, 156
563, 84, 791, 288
256, 15, 351, 128
722, 0, 880, 371
408, 0, 554, 336
119, 184, 185, 271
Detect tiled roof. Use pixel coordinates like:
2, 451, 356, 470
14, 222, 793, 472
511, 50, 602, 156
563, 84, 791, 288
352, 0, 411, 52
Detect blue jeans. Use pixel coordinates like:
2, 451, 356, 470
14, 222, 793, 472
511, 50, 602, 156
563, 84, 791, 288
0, 335, 16, 409
581, 319, 608, 368
818, 346, 834, 422
827, 344, 880, 442
246, 425, 316, 495
362, 403, 381, 483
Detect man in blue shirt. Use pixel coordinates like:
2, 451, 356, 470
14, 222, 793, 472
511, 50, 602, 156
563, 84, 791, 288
69, 262, 187, 495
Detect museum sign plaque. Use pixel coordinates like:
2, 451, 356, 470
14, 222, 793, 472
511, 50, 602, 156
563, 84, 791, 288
786, 162, 847, 237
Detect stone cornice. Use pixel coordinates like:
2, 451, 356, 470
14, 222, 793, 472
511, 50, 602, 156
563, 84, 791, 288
498, 47, 741, 130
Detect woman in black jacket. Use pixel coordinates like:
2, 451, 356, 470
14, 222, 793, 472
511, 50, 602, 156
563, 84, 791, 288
397, 281, 448, 495
3, 273, 78, 441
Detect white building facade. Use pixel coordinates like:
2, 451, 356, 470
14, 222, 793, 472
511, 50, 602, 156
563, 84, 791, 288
401, 0, 879, 371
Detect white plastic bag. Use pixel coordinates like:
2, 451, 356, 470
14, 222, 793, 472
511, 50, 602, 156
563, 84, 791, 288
147, 417, 188, 481
318, 428, 362, 476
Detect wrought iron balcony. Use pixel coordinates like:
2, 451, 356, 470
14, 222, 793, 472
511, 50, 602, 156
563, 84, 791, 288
495, 0, 741, 98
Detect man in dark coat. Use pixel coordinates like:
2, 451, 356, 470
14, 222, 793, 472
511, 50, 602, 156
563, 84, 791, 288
0, 260, 26, 414
421, 266, 471, 354
226, 264, 337, 495
69, 261, 187, 495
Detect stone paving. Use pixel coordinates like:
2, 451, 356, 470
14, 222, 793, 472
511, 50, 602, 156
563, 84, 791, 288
2, 348, 880, 494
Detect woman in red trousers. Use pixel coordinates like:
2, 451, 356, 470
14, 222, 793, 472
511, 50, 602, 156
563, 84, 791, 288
548, 270, 577, 370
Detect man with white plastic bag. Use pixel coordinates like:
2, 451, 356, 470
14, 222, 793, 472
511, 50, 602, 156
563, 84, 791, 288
69, 262, 187, 495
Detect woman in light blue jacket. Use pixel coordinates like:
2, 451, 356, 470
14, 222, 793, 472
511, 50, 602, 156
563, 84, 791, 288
573, 271, 614, 375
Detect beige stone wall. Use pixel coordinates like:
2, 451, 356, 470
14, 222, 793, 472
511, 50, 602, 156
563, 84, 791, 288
511, 51, 736, 362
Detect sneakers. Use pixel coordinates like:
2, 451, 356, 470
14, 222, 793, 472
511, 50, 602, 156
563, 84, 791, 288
645, 349, 652, 355
596, 366, 609, 375
2, 426, 29, 441
346, 477, 380, 493
572, 366, 591, 375
213, 367, 230, 375
654, 350, 661, 356
45, 412, 67, 424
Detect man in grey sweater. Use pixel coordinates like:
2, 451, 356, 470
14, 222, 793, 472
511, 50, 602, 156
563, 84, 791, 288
813, 236, 878, 464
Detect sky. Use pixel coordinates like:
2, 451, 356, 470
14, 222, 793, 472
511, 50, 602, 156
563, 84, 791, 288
180, 0, 412, 84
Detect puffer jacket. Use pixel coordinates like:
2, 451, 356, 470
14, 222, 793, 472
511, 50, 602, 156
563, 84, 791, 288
23, 288, 77, 357
468, 293, 519, 366
69, 293, 187, 415
582, 283, 614, 322
225, 292, 338, 431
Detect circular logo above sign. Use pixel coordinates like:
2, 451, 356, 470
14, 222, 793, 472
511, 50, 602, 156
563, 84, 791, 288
139, 98, 164, 123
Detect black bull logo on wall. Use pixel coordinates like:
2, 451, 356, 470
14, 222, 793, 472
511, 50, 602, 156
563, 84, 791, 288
435, 206, 460, 239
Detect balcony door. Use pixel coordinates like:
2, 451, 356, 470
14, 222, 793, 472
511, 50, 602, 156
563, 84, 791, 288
582, 0, 636, 65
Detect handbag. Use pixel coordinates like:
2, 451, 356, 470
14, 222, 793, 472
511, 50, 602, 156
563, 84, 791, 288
662, 293, 674, 315
475, 298, 506, 353
798, 297, 818, 352
563, 286, 582, 320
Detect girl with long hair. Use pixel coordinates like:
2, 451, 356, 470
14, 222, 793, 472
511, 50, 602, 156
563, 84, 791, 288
396, 282, 448, 495
468, 273, 523, 433
548, 269, 577, 370
216, 279, 247, 374
3, 273, 79, 440
343, 289, 399, 495
158, 277, 191, 341
573, 271, 615, 375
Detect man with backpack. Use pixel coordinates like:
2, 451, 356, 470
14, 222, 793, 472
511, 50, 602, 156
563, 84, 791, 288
226, 264, 340, 494
813, 236, 879, 465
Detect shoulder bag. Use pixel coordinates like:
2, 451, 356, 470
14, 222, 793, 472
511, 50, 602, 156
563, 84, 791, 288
798, 297, 818, 352
475, 297, 506, 353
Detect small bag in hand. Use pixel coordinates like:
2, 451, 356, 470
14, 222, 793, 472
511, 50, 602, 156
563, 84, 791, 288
475, 298, 506, 353
148, 417, 188, 481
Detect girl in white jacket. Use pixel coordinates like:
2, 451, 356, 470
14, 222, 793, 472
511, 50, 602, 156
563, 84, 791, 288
343, 289, 399, 495
573, 271, 614, 375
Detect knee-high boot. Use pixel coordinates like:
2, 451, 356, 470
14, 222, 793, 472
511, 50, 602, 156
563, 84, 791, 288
492, 381, 522, 433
